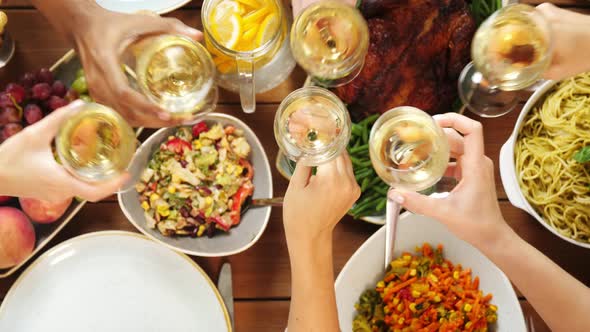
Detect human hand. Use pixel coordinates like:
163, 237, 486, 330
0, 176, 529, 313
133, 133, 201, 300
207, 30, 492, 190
65, 5, 202, 128
537, 3, 590, 80
0, 100, 129, 203
283, 153, 360, 244
388, 113, 508, 250
292, 0, 356, 17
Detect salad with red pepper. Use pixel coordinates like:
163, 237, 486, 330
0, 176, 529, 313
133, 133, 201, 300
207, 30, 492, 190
135, 122, 254, 238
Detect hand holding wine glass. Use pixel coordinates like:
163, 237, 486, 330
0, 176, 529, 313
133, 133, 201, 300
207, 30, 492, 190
388, 113, 507, 249
0, 101, 129, 203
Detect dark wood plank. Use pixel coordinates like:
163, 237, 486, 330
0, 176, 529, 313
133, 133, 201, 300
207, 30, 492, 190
235, 300, 290, 332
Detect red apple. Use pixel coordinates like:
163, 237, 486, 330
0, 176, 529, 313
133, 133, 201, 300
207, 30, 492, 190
0, 207, 35, 268
0, 196, 12, 205
19, 197, 72, 224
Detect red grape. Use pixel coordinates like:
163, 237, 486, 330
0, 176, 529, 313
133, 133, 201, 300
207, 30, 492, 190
51, 80, 67, 97
36, 68, 54, 85
0, 107, 20, 125
0, 92, 13, 108
31, 83, 51, 100
64, 88, 79, 103
47, 96, 67, 111
5, 83, 26, 104
24, 104, 43, 125
19, 72, 35, 88
1, 123, 23, 141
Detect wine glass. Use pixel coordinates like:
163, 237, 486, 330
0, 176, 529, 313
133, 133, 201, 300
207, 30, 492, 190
458, 4, 553, 117
274, 86, 351, 166
369, 106, 450, 268
55, 102, 138, 191
290, 0, 369, 87
131, 34, 218, 123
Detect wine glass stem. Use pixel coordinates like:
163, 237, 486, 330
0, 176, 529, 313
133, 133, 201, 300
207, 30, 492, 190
385, 191, 402, 270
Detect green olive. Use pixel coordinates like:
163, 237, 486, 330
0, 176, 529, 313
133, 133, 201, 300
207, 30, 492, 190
71, 76, 88, 94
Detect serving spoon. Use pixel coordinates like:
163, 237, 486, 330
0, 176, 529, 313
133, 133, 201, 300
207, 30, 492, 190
241, 196, 283, 215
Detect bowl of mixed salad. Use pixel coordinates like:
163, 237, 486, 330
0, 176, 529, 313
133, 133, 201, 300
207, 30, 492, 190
118, 113, 273, 257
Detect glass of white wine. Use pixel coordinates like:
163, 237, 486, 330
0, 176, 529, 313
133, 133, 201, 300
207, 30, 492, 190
132, 34, 218, 122
274, 86, 351, 166
459, 4, 552, 117
369, 106, 450, 268
55, 102, 137, 185
290, 0, 369, 87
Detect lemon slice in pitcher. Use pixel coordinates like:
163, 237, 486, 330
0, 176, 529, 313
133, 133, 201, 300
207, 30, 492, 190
256, 13, 279, 47
211, 13, 242, 49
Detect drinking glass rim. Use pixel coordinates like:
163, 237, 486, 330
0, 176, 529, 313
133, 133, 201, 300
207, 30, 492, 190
290, 0, 369, 71
201, 0, 286, 58
369, 106, 447, 175
274, 86, 351, 157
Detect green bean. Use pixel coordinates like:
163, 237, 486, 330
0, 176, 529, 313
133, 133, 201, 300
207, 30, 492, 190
376, 198, 387, 212
374, 185, 389, 195
368, 176, 382, 187
351, 124, 363, 137
359, 113, 379, 127
349, 144, 369, 155
361, 124, 369, 144
361, 177, 370, 192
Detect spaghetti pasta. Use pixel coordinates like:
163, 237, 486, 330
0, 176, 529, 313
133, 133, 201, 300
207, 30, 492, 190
515, 73, 590, 242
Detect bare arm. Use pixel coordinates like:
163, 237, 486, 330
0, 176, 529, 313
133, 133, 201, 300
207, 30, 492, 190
283, 155, 360, 332
391, 113, 590, 332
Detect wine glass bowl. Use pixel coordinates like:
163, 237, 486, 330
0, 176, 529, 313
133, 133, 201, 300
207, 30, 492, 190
460, 4, 553, 117
369, 106, 450, 192
274, 86, 351, 166
290, 0, 369, 87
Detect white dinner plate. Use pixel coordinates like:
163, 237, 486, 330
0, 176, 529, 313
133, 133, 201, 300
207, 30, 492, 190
96, 0, 191, 14
0, 231, 231, 332
335, 212, 526, 331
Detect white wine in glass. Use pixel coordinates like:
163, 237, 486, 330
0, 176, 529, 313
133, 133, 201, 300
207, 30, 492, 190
274, 86, 351, 166
134, 35, 218, 122
459, 4, 552, 117
56, 102, 136, 183
290, 0, 369, 87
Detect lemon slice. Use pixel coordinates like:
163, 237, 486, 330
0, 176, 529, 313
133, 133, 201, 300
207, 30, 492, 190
255, 13, 279, 47
212, 13, 242, 50
236, 0, 260, 8
211, 0, 244, 22
242, 26, 259, 42
243, 6, 270, 25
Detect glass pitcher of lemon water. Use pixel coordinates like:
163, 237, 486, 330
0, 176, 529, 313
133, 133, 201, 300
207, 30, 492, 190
202, 0, 296, 113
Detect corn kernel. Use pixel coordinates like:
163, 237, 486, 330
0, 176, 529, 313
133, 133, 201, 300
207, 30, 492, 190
397, 317, 405, 325
172, 174, 181, 184
397, 303, 404, 312
150, 193, 159, 202
193, 140, 202, 149
168, 186, 176, 194
427, 291, 435, 297
141, 201, 150, 210
168, 136, 175, 140
429, 274, 439, 282
411, 290, 421, 298
409, 303, 417, 312
464, 303, 472, 312
197, 224, 206, 237
490, 305, 498, 312
392, 298, 400, 306
402, 254, 412, 261
465, 322, 472, 329
384, 306, 390, 314
453, 271, 460, 280
409, 269, 417, 277
433, 295, 441, 303
376, 281, 385, 288
205, 197, 214, 206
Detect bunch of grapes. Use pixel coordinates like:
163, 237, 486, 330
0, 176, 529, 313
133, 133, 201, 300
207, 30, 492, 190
0, 67, 90, 143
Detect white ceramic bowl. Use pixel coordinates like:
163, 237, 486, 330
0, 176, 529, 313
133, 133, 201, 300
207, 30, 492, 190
498, 80, 590, 249
335, 212, 526, 331
118, 113, 273, 257
96, 0, 191, 14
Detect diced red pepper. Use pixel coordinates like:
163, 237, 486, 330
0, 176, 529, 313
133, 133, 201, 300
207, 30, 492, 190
148, 182, 157, 192
230, 183, 254, 225
211, 216, 231, 232
165, 138, 192, 155
192, 122, 208, 137
239, 159, 254, 180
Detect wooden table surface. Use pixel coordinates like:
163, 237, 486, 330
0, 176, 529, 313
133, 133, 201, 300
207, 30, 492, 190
1, 1, 590, 331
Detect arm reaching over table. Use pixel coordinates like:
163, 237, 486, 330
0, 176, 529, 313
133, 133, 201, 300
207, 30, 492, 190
30, 0, 202, 128
0, 101, 128, 203
537, 3, 590, 81
284, 153, 360, 332
389, 113, 590, 332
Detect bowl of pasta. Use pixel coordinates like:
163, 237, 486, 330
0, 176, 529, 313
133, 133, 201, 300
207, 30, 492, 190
499, 73, 590, 249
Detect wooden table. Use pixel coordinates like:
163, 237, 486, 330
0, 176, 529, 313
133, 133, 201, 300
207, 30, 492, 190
1, 1, 590, 331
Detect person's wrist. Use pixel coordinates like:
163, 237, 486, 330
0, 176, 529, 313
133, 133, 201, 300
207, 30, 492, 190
285, 229, 333, 263
477, 221, 518, 258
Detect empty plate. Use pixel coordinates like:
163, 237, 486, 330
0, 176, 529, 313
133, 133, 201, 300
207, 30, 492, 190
96, 0, 191, 14
0, 231, 231, 332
